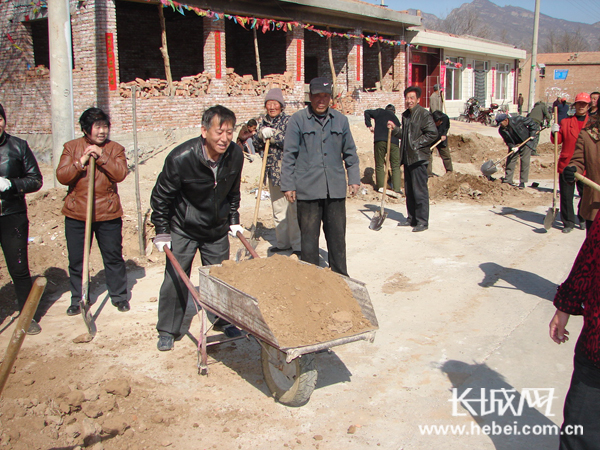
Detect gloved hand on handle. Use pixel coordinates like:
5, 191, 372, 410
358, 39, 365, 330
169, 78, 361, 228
511, 147, 520, 153
153, 234, 171, 252
563, 166, 577, 183
0, 177, 11, 192
551, 123, 560, 134
229, 224, 245, 238
260, 127, 274, 140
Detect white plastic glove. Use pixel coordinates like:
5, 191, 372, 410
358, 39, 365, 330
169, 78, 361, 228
511, 147, 520, 153
229, 224, 244, 238
0, 177, 11, 192
153, 234, 171, 252
260, 127, 274, 140
551, 123, 560, 134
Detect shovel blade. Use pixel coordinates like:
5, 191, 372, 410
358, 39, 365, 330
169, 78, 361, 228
543, 207, 557, 231
480, 160, 497, 177
80, 295, 97, 338
369, 210, 388, 231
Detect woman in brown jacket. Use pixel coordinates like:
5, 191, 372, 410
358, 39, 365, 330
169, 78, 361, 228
564, 113, 600, 233
56, 108, 129, 316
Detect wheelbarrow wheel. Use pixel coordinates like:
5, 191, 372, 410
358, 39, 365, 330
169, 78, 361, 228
261, 344, 317, 407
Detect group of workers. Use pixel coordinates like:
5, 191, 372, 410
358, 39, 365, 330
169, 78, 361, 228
1, 79, 600, 449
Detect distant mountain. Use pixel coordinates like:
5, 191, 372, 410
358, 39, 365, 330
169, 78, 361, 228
411, 0, 600, 53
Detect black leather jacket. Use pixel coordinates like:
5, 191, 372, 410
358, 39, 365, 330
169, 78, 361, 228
0, 133, 43, 217
150, 136, 243, 242
498, 115, 539, 151
393, 104, 438, 166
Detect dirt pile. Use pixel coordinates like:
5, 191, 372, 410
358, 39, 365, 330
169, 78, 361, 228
210, 254, 374, 348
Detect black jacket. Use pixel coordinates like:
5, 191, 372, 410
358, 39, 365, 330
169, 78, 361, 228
435, 113, 450, 149
393, 104, 438, 166
0, 133, 43, 217
364, 108, 400, 146
150, 136, 243, 242
498, 115, 539, 151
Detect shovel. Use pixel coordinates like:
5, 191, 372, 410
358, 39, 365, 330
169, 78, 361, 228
480, 133, 538, 178
80, 157, 97, 339
575, 172, 600, 193
543, 107, 559, 230
370, 128, 393, 231
236, 140, 270, 262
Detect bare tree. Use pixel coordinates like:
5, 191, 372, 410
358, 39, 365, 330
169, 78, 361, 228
541, 28, 590, 53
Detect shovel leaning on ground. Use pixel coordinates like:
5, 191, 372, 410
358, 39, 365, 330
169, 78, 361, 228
80, 157, 97, 339
543, 108, 560, 230
370, 128, 393, 231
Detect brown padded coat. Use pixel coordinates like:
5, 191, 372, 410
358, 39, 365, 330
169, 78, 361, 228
56, 137, 127, 222
570, 129, 600, 222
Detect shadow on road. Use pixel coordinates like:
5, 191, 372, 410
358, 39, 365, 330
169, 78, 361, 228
441, 360, 560, 450
479, 262, 557, 301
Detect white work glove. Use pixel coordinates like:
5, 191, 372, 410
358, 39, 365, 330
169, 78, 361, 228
229, 224, 244, 238
260, 127, 274, 140
0, 177, 11, 192
551, 123, 560, 134
511, 147, 520, 153
153, 234, 171, 252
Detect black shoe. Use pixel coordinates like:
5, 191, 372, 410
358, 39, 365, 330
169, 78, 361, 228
397, 220, 413, 227
115, 301, 130, 312
412, 224, 428, 232
27, 319, 41, 335
579, 221, 586, 230
67, 305, 81, 316
268, 246, 291, 253
562, 226, 574, 234
501, 179, 516, 186
222, 325, 242, 338
518, 182, 525, 190
157, 334, 174, 351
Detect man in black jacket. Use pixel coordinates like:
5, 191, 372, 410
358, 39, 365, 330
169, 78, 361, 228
429, 111, 453, 177
496, 113, 539, 189
364, 104, 401, 192
150, 105, 244, 351
388, 86, 438, 232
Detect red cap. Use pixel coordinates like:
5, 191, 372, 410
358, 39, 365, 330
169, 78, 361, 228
574, 92, 591, 104
561, 97, 567, 102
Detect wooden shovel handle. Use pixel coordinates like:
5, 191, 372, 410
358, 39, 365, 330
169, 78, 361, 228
252, 140, 270, 232
575, 172, 600, 193
82, 157, 96, 295
379, 128, 393, 212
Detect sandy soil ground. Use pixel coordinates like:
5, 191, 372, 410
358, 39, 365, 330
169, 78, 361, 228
0, 119, 582, 450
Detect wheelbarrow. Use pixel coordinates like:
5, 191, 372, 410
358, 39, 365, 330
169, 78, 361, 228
164, 234, 378, 407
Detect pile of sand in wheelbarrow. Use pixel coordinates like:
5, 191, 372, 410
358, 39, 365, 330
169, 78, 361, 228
210, 255, 374, 348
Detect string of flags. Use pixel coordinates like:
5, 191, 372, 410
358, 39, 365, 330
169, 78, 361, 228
153, 0, 409, 47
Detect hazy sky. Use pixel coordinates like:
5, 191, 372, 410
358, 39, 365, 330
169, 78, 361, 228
384, 0, 600, 25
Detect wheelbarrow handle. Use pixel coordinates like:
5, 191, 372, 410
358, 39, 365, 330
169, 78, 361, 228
236, 231, 260, 259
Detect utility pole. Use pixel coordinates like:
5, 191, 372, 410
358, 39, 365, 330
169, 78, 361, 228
48, 0, 75, 186
527, 0, 541, 112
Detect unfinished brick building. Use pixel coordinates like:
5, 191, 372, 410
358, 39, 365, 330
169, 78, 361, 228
0, 0, 421, 137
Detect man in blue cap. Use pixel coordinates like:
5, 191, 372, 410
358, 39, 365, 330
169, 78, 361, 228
495, 112, 539, 189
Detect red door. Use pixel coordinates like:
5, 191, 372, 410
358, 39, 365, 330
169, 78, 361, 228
412, 64, 427, 107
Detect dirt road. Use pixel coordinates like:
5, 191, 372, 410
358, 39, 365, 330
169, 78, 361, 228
0, 119, 584, 449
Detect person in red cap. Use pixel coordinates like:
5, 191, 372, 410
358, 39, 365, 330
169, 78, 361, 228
551, 92, 590, 232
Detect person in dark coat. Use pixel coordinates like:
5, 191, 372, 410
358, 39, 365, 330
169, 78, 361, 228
0, 103, 43, 335
364, 104, 401, 192
429, 111, 453, 176
150, 105, 244, 351
281, 77, 360, 276
557, 98, 570, 124
495, 113, 539, 189
388, 86, 438, 232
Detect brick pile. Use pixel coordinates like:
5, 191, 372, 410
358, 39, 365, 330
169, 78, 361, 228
119, 72, 212, 98
226, 69, 294, 96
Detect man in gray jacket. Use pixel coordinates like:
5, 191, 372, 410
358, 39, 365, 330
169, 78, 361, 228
281, 77, 360, 276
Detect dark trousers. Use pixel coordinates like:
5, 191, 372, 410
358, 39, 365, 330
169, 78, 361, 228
157, 231, 229, 337
0, 213, 32, 310
297, 198, 348, 277
559, 355, 600, 450
559, 174, 584, 229
65, 217, 127, 307
404, 162, 430, 227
